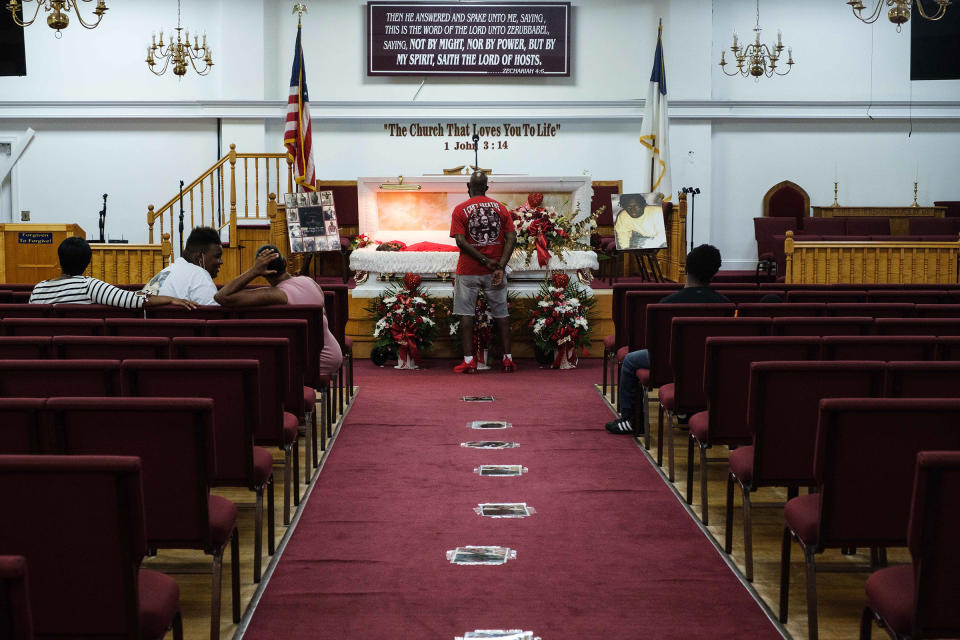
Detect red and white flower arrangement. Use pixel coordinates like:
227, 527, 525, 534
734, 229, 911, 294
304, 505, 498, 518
447, 290, 497, 369
512, 192, 599, 267
528, 272, 596, 369
367, 273, 439, 369
350, 233, 379, 250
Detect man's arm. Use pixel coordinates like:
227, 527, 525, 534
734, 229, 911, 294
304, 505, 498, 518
453, 234, 498, 271
213, 251, 288, 307
498, 231, 517, 268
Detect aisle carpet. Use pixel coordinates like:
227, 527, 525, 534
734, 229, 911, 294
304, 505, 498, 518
244, 359, 782, 640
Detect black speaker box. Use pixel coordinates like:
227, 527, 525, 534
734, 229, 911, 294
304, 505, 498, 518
0, 6, 27, 76
911, 7, 960, 81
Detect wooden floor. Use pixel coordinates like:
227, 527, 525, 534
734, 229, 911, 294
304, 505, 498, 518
141, 389, 354, 640
598, 384, 906, 640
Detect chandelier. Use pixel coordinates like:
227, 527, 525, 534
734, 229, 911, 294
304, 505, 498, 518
146, 0, 213, 77
719, 0, 794, 79
847, 0, 950, 31
5, 0, 107, 37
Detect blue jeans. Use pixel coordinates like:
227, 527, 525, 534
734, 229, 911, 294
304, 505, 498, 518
618, 349, 650, 418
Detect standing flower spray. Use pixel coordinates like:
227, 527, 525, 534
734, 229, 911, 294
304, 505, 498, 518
528, 272, 596, 369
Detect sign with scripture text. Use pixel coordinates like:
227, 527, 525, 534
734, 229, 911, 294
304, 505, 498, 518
367, 2, 571, 76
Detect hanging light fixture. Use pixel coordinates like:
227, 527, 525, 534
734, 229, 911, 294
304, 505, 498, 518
146, 0, 213, 77
847, 0, 950, 32
5, 0, 107, 38
719, 0, 794, 79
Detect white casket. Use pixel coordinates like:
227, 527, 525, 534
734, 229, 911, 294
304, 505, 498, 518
349, 175, 599, 297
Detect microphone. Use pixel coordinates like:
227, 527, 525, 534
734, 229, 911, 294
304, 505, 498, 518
98, 193, 108, 243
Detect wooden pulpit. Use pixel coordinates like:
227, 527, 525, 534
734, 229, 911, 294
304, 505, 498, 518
0, 223, 85, 284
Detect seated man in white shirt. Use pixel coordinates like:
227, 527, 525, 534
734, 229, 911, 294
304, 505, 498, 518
143, 227, 223, 305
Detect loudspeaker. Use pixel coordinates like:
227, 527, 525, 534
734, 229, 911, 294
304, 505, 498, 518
911, 7, 960, 80
0, 6, 27, 77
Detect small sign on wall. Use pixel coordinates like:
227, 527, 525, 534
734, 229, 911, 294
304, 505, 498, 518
367, 2, 571, 76
18, 232, 53, 244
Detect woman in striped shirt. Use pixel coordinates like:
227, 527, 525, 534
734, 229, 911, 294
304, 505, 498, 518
29, 237, 196, 310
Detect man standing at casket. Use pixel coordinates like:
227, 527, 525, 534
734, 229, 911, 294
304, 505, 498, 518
450, 171, 518, 373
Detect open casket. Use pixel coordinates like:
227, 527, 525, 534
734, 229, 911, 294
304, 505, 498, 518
348, 175, 599, 297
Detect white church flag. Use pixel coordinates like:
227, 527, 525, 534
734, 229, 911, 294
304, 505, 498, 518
639, 22, 672, 202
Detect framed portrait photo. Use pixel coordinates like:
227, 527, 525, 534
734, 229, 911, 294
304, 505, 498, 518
611, 192, 668, 251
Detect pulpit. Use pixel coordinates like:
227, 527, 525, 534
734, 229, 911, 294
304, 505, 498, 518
0, 223, 85, 284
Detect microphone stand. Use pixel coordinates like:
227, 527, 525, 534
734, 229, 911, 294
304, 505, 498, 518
98, 193, 108, 243
178, 180, 185, 255
682, 187, 700, 252
472, 133, 480, 172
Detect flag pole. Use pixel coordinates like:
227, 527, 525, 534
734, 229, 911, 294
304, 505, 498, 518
293, 2, 306, 27
650, 19, 660, 192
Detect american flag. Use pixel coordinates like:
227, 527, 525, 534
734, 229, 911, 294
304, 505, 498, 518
284, 24, 315, 192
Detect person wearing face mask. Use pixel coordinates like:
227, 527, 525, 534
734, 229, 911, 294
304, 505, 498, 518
143, 226, 224, 305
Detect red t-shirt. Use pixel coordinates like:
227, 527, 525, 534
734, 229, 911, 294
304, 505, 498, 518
449, 196, 516, 275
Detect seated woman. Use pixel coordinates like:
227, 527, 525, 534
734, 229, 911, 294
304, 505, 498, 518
214, 245, 343, 376
30, 237, 196, 310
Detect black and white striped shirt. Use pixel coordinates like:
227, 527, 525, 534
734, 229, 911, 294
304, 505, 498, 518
28, 276, 145, 309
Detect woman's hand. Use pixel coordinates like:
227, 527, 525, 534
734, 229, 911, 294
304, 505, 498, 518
251, 250, 280, 276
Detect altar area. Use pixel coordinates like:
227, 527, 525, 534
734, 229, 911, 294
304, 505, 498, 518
347, 174, 599, 298
262, 174, 688, 358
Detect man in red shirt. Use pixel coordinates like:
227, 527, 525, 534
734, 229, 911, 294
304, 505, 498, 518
449, 171, 518, 373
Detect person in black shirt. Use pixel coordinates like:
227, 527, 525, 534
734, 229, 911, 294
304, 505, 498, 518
606, 244, 729, 434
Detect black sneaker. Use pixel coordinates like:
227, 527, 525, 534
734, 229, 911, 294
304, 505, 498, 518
605, 417, 634, 435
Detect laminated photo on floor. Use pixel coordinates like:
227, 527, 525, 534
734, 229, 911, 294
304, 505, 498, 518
460, 441, 519, 449
469, 420, 511, 430
474, 465, 528, 477
446, 546, 516, 565
474, 503, 535, 518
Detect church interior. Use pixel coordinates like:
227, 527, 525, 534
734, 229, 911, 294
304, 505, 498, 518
1, 1, 959, 639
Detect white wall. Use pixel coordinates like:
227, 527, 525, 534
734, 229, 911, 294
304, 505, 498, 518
0, 119, 218, 242
712, 120, 960, 267
0, 0, 957, 265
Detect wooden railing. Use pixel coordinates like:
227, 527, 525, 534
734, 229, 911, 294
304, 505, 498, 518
785, 230, 960, 284
147, 144, 293, 255
86, 234, 172, 285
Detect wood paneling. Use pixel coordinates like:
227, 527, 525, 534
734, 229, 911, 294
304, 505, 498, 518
785, 231, 960, 284
0, 223, 85, 284
86, 239, 170, 285
813, 205, 946, 236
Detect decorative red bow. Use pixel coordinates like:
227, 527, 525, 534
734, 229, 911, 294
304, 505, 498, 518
391, 325, 421, 364
534, 229, 550, 267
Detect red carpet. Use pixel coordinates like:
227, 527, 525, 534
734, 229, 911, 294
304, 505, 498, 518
244, 359, 782, 640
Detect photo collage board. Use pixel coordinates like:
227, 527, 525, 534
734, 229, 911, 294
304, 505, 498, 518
284, 190, 341, 254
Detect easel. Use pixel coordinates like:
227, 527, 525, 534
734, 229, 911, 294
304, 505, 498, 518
299, 248, 352, 284
617, 131, 666, 283
621, 248, 664, 282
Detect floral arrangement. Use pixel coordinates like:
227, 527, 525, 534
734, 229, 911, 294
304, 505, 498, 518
512, 192, 601, 268
349, 233, 379, 250
367, 273, 439, 369
447, 290, 497, 369
528, 272, 596, 369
